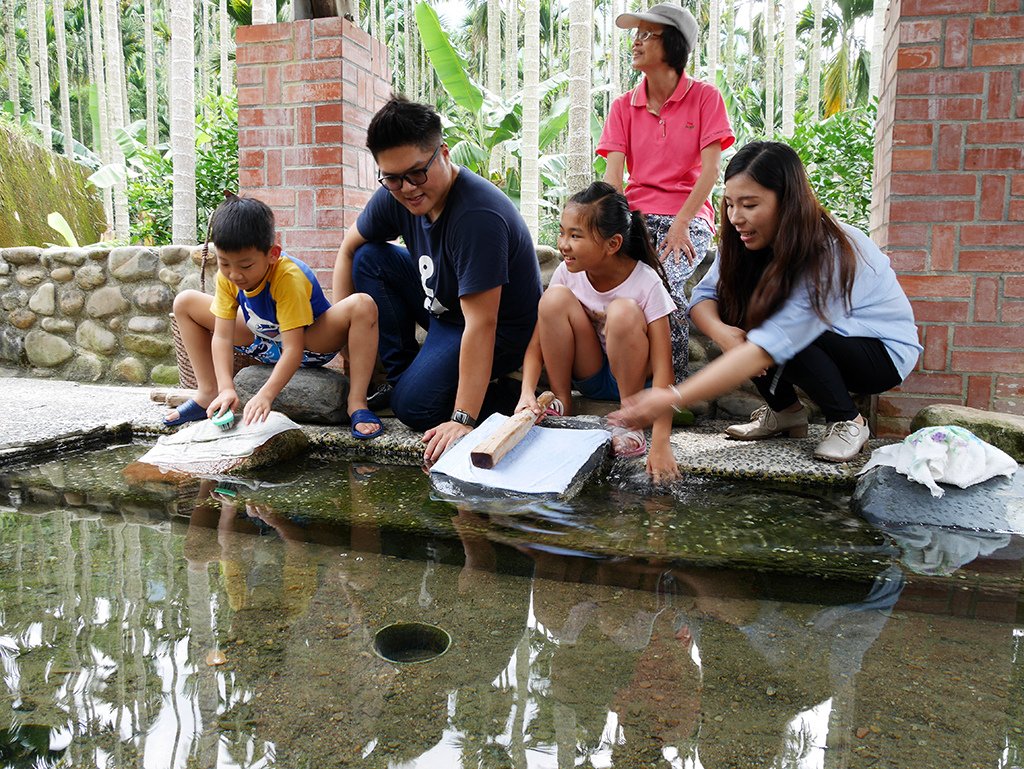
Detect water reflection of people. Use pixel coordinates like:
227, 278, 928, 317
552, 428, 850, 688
516, 538, 906, 768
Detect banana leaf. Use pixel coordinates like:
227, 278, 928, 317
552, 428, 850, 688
415, 2, 482, 115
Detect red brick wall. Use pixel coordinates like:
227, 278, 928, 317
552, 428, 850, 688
871, 0, 1024, 436
236, 18, 389, 287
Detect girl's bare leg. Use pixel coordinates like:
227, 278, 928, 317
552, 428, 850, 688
536, 286, 604, 415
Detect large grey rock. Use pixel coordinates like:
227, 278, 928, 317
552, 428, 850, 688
128, 315, 168, 333
112, 356, 148, 383
912, 405, 1024, 463
86, 286, 129, 318
28, 283, 55, 315
3, 247, 42, 266
25, 330, 74, 367
853, 464, 1024, 534
109, 247, 159, 281
15, 265, 46, 287
75, 264, 106, 290
41, 317, 75, 334
123, 332, 173, 358
0, 327, 25, 363
1, 290, 27, 310
77, 320, 118, 355
159, 245, 192, 265
59, 287, 85, 316
50, 248, 88, 266
132, 284, 174, 312
234, 365, 349, 424
65, 351, 106, 381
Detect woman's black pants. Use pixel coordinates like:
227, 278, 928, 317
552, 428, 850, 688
752, 331, 902, 422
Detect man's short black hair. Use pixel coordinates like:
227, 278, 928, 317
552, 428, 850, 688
661, 26, 691, 76
210, 195, 275, 254
366, 94, 443, 158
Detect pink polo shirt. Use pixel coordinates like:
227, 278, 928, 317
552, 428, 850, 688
597, 74, 735, 228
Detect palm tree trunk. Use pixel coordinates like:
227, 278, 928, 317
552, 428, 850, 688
201, 0, 211, 110
219, 0, 231, 96
869, 0, 888, 100
36, 0, 52, 149
565, 0, 591, 195
170, 0, 197, 243
763, 0, 775, 135
504, 0, 518, 176
521, 0, 540, 239
781, 0, 795, 135
403, 0, 411, 95
104, 0, 129, 237
706, 0, 719, 82
809, 0, 822, 119
89, 0, 113, 231
487, 0, 500, 96
144, 0, 158, 144
53, 0, 73, 155
26, 0, 40, 119
724, 0, 734, 86
4, 0, 20, 117
744, 0, 753, 88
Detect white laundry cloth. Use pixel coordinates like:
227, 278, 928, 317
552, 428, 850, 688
430, 412, 610, 496
859, 425, 1018, 498
138, 412, 303, 473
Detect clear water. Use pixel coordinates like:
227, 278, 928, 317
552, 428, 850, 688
0, 443, 1022, 768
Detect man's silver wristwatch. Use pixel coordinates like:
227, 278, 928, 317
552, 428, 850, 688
451, 409, 477, 427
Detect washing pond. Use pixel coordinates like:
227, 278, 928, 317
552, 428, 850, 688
0, 442, 1022, 768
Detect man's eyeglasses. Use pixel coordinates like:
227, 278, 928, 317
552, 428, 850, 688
631, 30, 663, 42
377, 144, 443, 191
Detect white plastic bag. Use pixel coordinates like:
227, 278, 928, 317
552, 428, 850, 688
859, 425, 1018, 498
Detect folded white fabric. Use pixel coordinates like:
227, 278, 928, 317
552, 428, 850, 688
859, 425, 1018, 498
139, 412, 302, 472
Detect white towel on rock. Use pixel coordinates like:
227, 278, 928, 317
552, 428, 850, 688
859, 425, 1018, 498
139, 412, 302, 472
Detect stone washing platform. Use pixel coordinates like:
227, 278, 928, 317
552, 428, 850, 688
0, 372, 893, 486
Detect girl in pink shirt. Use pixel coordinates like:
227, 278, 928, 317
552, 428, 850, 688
517, 182, 680, 484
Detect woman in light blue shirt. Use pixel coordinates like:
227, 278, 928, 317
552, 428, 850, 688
610, 141, 921, 463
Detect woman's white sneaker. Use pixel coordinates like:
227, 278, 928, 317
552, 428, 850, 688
814, 419, 869, 462
725, 404, 809, 440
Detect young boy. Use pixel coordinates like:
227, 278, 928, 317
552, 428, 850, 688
165, 195, 383, 438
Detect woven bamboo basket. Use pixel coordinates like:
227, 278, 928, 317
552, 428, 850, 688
171, 231, 255, 389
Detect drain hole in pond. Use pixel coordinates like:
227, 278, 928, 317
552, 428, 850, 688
374, 622, 451, 664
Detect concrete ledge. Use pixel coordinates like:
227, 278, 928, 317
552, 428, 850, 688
0, 375, 882, 486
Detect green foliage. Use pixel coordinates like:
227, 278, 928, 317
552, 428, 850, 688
126, 95, 239, 245
785, 103, 876, 231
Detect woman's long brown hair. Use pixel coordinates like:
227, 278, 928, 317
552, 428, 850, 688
717, 141, 858, 330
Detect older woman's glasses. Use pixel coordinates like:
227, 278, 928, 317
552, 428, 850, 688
631, 30, 663, 42
377, 144, 443, 191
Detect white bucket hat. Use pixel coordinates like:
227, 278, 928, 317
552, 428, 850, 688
615, 3, 698, 50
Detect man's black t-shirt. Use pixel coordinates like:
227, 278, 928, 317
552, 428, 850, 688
356, 167, 541, 332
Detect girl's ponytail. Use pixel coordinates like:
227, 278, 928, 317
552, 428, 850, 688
628, 208, 669, 289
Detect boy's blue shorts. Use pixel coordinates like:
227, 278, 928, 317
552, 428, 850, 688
236, 337, 337, 367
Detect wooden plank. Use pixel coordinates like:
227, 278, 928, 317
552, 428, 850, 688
470, 392, 556, 470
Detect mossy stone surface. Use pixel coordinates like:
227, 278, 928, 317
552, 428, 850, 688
912, 405, 1024, 462
0, 126, 105, 248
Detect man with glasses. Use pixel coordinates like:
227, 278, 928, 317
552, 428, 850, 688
333, 96, 542, 463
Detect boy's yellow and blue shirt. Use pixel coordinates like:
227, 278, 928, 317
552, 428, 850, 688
210, 253, 331, 342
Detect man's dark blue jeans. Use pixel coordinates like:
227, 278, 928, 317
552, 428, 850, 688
352, 242, 528, 431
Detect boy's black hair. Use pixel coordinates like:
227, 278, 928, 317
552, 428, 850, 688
210, 195, 275, 254
661, 26, 691, 76
366, 94, 443, 158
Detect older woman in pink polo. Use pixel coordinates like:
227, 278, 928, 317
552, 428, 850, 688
598, 3, 735, 381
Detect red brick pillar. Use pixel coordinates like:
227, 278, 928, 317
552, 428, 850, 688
235, 18, 389, 288
871, 0, 1024, 436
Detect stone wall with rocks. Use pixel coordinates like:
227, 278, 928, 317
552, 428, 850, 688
0, 245, 213, 384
